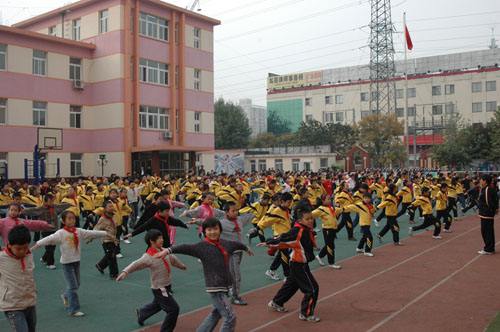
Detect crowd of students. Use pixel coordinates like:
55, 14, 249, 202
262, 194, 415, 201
0, 168, 498, 332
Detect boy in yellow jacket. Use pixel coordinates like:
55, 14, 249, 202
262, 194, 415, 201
312, 194, 342, 268
342, 193, 377, 257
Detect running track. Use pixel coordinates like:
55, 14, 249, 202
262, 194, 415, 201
140, 215, 500, 331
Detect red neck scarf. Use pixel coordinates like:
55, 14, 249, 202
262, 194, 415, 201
327, 206, 335, 216
147, 247, 170, 273
204, 238, 229, 266
103, 214, 114, 224
154, 212, 170, 231
295, 223, 316, 247
201, 203, 214, 218
4, 247, 29, 271
364, 202, 375, 215
11, 217, 20, 226
64, 226, 79, 250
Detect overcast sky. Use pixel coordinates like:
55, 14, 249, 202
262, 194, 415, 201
1, 0, 499, 105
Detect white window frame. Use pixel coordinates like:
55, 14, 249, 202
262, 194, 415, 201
445, 84, 455, 95
335, 94, 344, 104
139, 12, 168, 41
407, 87, 416, 98
432, 104, 443, 115
32, 50, 47, 76
407, 107, 416, 117
325, 96, 332, 104
69, 57, 82, 81
292, 159, 300, 172
471, 82, 482, 93
193, 27, 201, 48
274, 159, 283, 171
324, 112, 334, 124
472, 102, 482, 113
396, 108, 404, 117
486, 101, 497, 112
194, 111, 201, 133
486, 81, 497, 92
396, 89, 404, 99
445, 103, 455, 115
70, 153, 82, 177
48, 26, 56, 36
335, 112, 344, 122
320, 158, 328, 168
258, 159, 266, 172
0, 99, 6, 124
139, 105, 169, 130
33, 101, 47, 126
99, 9, 109, 34
250, 160, 256, 172
72, 19, 81, 41
432, 85, 441, 96
360, 92, 369, 102
0, 44, 6, 71
194, 68, 201, 91
70, 105, 82, 128
139, 59, 168, 85
305, 97, 311, 106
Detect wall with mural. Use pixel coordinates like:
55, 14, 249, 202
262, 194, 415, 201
214, 151, 244, 174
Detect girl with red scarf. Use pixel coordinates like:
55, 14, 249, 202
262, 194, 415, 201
31, 211, 106, 316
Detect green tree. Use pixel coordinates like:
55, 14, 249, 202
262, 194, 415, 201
295, 120, 326, 146
267, 110, 292, 135
325, 122, 358, 157
488, 109, 500, 162
357, 113, 406, 167
432, 116, 471, 168
214, 98, 252, 149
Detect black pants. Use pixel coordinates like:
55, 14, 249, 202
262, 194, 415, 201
397, 203, 411, 218
378, 216, 399, 243
248, 224, 266, 242
40, 231, 56, 266
97, 242, 118, 278
413, 214, 440, 236
138, 286, 179, 332
270, 249, 290, 277
481, 217, 495, 253
358, 225, 373, 253
122, 216, 129, 235
447, 197, 458, 219
273, 262, 319, 317
337, 213, 354, 239
436, 209, 450, 230
318, 229, 336, 264
82, 211, 95, 230
376, 208, 386, 222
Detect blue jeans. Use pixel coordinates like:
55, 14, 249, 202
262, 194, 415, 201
62, 261, 81, 314
196, 292, 236, 332
4, 306, 36, 332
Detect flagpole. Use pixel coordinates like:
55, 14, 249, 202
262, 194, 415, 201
403, 12, 410, 167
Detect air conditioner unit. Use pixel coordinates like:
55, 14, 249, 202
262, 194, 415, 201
163, 131, 172, 140
73, 80, 84, 90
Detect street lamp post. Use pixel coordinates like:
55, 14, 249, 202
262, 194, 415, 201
97, 154, 108, 177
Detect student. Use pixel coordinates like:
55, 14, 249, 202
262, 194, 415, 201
261, 208, 320, 323
181, 192, 225, 238
94, 200, 120, 279
342, 193, 377, 257
396, 180, 413, 219
0, 225, 37, 332
80, 186, 96, 230
240, 193, 271, 244
408, 187, 441, 239
31, 211, 107, 317
376, 184, 402, 245
477, 174, 498, 255
154, 217, 253, 332
117, 229, 187, 331
312, 194, 342, 268
435, 183, 449, 235
334, 182, 356, 240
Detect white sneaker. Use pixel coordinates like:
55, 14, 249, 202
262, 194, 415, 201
70, 311, 85, 317
443, 229, 452, 233
377, 234, 383, 243
408, 227, 413, 236
432, 235, 442, 240
315, 255, 325, 266
364, 252, 374, 257
328, 264, 342, 269
373, 219, 380, 227
124, 239, 132, 244
394, 242, 404, 246
116, 253, 124, 259
356, 248, 364, 254
265, 269, 281, 281
478, 250, 494, 255
47, 265, 56, 270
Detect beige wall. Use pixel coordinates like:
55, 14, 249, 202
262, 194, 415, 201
48, 102, 70, 128
83, 103, 124, 129
6, 45, 31, 75
6, 152, 31, 179
185, 67, 213, 93
85, 53, 124, 83
185, 24, 213, 53
7, 99, 32, 126
47, 52, 69, 80
82, 152, 125, 177
185, 110, 213, 134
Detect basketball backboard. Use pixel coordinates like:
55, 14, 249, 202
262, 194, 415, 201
37, 128, 63, 151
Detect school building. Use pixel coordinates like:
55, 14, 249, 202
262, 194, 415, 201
267, 48, 500, 167
0, 0, 219, 179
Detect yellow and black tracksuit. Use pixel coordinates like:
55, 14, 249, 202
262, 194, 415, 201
435, 191, 450, 231
396, 186, 413, 218
21, 195, 43, 208
343, 202, 377, 253
79, 194, 96, 229
377, 194, 400, 244
447, 185, 458, 220
334, 190, 355, 239
240, 202, 268, 243
217, 186, 243, 209
312, 205, 340, 264
410, 195, 441, 237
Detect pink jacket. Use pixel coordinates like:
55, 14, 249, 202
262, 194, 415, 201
167, 199, 185, 217
0, 217, 52, 246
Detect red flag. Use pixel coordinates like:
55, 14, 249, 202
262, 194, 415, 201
405, 24, 413, 50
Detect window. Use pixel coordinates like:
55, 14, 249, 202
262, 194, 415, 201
194, 111, 201, 132
335, 95, 343, 104
320, 158, 328, 168
407, 107, 416, 117
32, 50, 47, 76
139, 106, 169, 130
445, 103, 455, 115
69, 58, 81, 81
194, 68, 201, 90
250, 160, 256, 172
325, 96, 332, 104
432, 105, 443, 115
139, 12, 168, 41
360, 92, 369, 102
305, 114, 313, 122
0, 153, 6, 179
193, 27, 201, 48
139, 59, 168, 85
445, 84, 455, 95
48, 26, 56, 36
472, 102, 482, 113
335, 112, 344, 122
70, 153, 82, 177
274, 159, 283, 171
324, 112, 334, 123
292, 159, 300, 172
70, 105, 82, 128
305, 98, 311, 106
0, 44, 5, 70
486, 101, 497, 112
472, 82, 482, 93
99, 9, 109, 34
432, 85, 441, 96
486, 81, 497, 92
258, 160, 266, 172
396, 89, 404, 99
72, 19, 81, 40
33, 101, 47, 126
396, 108, 404, 117
407, 87, 416, 98
0, 99, 6, 124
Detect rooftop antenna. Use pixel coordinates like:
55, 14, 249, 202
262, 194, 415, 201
489, 28, 498, 49
189, 0, 202, 12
